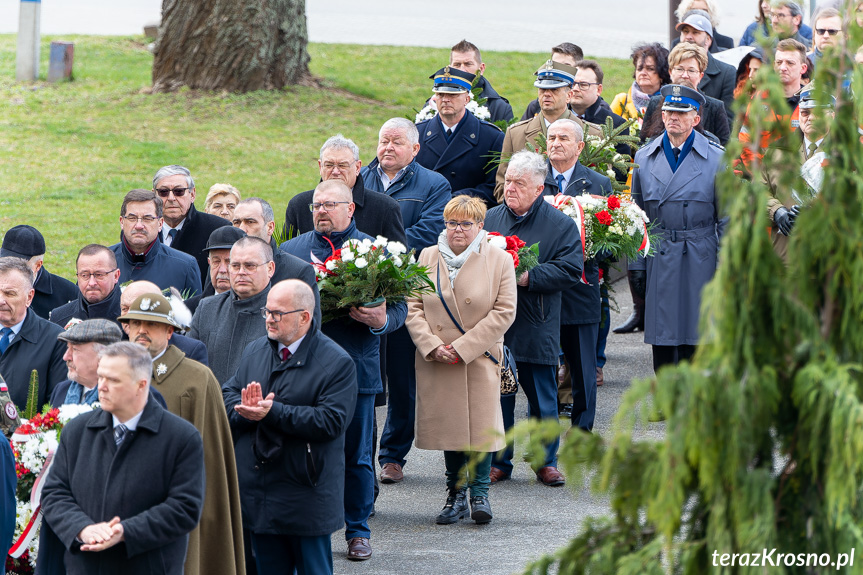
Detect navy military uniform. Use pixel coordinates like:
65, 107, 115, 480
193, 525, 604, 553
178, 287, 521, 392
415, 67, 504, 207
629, 85, 723, 371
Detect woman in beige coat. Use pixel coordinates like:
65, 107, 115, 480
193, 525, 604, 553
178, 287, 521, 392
406, 195, 517, 525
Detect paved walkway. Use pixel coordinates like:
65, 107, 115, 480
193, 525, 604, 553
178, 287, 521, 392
330, 277, 662, 574
2, 0, 779, 58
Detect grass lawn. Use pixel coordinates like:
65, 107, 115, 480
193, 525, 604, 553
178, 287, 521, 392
0, 35, 630, 278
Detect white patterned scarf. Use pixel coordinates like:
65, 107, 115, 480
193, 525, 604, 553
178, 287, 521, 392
437, 229, 487, 287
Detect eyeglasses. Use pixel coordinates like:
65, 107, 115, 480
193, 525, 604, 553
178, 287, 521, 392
260, 307, 305, 321
309, 201, 350, 212
815, 28, 841, 36
321, 162, 355, 172
123, 215, 159, 224
572, 81, 600, 90
444, 220, 476, 230
230, 261, 270, 273
76, 269, 117, 281
672, 67, 700, 77
155, 187, 190, 197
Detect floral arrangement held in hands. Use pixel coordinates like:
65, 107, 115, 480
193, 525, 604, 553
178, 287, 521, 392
485, 232, 539, 279
313, 236, 435, 323
544, 193, 656, 261
7, 403, 99, 574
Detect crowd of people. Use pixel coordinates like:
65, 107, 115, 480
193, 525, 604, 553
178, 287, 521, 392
0, 0, 854, 572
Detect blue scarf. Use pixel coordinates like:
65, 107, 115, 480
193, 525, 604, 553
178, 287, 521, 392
662, 130, 696, 173
63, 381, 99, 405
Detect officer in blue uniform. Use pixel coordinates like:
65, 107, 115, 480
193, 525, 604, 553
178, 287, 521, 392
629, 84, 723, 372
416, 66, 504, 207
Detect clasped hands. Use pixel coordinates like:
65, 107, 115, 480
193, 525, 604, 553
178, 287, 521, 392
78, 517, 124, 552
431, 344, 461, 364
234, 382, 275, 421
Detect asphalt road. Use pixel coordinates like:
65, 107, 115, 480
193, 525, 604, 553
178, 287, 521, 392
330, 276, 662, 575
0, 0, 804, 58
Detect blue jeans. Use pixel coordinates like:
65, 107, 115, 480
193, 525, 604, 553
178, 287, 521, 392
561, 323, 598, 431
378, 326, 416, 467
493, 361, 560, 475
345, 393, 375, 540
250, 532, 332, 575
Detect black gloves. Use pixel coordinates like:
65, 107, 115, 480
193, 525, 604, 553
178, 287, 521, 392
774, 205, 800, 236
630, 270, 646, 300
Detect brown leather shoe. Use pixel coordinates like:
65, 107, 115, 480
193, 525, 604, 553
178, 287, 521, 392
347, 537, 372, 561
489, 467, 510, 483
536, 466, 565, 486
379, 462, 403, 484
596, 367, 604, 387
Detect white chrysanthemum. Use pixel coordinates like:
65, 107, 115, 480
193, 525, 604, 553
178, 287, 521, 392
341, 248, 354, 261
392, 255, 403, 267
355, 243, 370, 256
355, 257, 368, 268
386, 241, 407, 256
487, 235, 507, 250
325, 260, 337, 271
373, 235, 387, 247
58, 403, 95, 424
415, 105, 438, 123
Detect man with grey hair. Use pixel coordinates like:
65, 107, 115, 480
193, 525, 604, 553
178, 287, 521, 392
233, 197, 322, 297
0, 256, 66, 410
414, 68, 503, 207
770, 0, 810, 47
484, 150, 583, 486
152, 164, 231, 281
42, 340, 205, 575
285, 135, 407, 245
543, 119, 612, 431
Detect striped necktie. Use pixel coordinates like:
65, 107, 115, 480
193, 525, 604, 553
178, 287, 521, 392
114, 424, 128, 446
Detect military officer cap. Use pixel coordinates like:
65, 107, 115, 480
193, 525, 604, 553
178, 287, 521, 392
798, 84, 835, 109
534, 60, 577, 89
205, 225, 246, 252
661, 84, 705, 113
117, 293, 184, 329
676, 12, 714, 37
58, 318, 123, 345
1, 224, 46, 259
430, 66, 475, 94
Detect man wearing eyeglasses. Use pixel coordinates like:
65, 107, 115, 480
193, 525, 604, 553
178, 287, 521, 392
282, 180, 407, 562
119, 292, 245, 575
0, 225, 77, 320
49, 244, 123, 330
285, 135, 407, 246
223, 280, 357, 575
807, 7, 843, 73
769, 0, 811, 48
152, 165, 232, 282
190, 236, 319, 384
110, 189, 202, 296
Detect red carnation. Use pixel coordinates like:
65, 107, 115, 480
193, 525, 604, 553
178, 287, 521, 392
505, 235, 526, 251
507, 249, 520, 269
607, 195, 621, 210
596, 210, 614, 226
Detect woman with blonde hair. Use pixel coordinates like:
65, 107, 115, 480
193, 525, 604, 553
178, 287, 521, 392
405, 195, 516, 525
204, 183, 241, 221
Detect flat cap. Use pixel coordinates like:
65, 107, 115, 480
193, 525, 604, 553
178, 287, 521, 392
58, 319, 123, 345
1, 225, 46, 259
205, 226, 246, 252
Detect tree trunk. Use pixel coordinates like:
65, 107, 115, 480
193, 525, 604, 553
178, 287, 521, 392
152, 0, 310, 93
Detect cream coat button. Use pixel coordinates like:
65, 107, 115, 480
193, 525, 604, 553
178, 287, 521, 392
465, 298, 471, 304
436, 324, 442, 331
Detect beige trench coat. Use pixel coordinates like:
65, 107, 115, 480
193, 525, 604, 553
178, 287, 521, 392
406, 241, 517, 452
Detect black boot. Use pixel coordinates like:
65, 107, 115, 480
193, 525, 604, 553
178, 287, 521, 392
436, 488, 468, 525
613, 272, 645, 333
469, 496, 493, 524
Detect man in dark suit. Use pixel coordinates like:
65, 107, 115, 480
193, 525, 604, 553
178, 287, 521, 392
49, 244, 122, 331
284, 135, 407, 245
42, 341, 205, 575
0, 257, 66, 410
541, 119, 612, 431
1, 225, 77, 320
677, 12, 736, 122
153, 165, 232, 282
415, 66, 503, 207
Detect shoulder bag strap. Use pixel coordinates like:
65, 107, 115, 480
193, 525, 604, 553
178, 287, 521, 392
436, 262, 500, 365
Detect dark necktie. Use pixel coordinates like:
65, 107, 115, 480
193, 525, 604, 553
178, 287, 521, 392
114, 424, 128, 446
0, 328, 12, 355
167, 228, 178, 245
280, 348, 292, 362
556, 174, 566, 193
444, 128, 454, 144
673, 148, 681, 162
